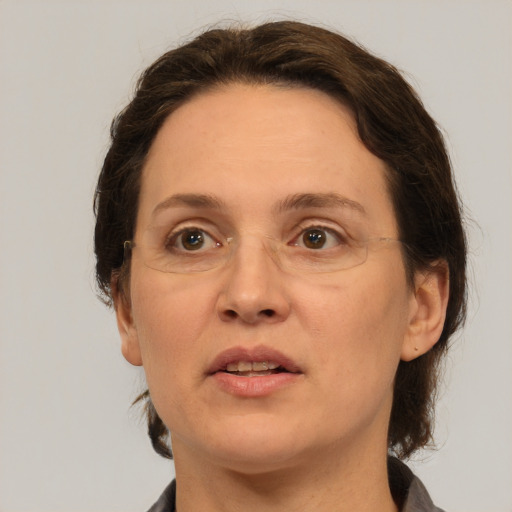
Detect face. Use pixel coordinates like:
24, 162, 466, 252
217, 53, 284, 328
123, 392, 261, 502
116, 84, 429, 473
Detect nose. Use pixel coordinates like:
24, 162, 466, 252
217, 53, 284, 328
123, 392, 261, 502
216, 237, 291, 324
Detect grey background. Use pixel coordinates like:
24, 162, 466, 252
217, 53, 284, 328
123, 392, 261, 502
0, 1, 511, 511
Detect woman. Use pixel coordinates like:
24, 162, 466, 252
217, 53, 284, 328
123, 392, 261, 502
94, 21, 466, 512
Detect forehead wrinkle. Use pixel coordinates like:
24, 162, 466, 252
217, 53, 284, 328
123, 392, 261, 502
152, 193, 226, 216
273, 193, 367, 216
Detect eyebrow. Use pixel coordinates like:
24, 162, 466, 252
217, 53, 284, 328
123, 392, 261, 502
273, 193, 366, 216
152, 193, 225, 215
151, 192, 366, 217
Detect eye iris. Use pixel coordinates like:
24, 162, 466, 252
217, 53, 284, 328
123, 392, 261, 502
181, 230, 204, 250
303, 229, 326, 249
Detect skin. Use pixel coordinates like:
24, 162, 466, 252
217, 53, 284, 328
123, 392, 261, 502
115, 84, 448, 512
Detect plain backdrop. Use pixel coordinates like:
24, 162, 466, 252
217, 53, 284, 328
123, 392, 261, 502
0, 1, 511, 511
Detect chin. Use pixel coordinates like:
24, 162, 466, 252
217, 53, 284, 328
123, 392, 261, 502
178, 416, 313, 473
208, 442, 308, 475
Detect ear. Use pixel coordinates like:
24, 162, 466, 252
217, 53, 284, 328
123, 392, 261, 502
112, 277, 143, 367
401, 261, 450, 361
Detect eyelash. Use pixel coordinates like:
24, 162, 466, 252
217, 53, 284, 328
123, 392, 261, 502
165, 226, 220, 252
290, 224, 349, 249
163, 222, 350, 252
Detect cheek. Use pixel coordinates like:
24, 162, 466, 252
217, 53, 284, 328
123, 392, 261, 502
128, 271, 225, 428
129, 270, 217, 378
270, 268, 411, 442
295, 266, 411, 375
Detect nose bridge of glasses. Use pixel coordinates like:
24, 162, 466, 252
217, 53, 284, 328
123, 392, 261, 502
225, 231, 282, 268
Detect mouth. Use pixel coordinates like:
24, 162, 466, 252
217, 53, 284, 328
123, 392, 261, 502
207, 346, 302, 396
222, 360, 289, 377
208, 346, 302, 377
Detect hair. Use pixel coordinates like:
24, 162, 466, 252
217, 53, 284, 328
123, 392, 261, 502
94, 20, 467, 459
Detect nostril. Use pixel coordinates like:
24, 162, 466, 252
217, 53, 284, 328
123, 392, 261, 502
224, 309, 238, 319
261, 309, 275, 317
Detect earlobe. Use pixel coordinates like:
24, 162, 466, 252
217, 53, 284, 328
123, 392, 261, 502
112, 278, 143, 367
401, 262, 449, 362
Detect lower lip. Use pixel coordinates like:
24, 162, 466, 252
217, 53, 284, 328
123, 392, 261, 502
210, 372, 302, 397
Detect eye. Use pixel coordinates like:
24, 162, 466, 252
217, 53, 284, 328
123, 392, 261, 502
293, 226, 345, 250
167, 228, 219, 252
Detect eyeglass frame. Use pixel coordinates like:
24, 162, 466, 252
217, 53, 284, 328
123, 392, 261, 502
122, 232, 404, 275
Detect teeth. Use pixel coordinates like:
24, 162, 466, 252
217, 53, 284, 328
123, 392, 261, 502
225, 361, 281, 372
252, 361, 268, 371
237, 361, 252, 372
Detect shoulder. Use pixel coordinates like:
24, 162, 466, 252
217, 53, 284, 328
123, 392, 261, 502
388, 457, 446, 512
405, 477, 446, 512
146, 480, 176, 512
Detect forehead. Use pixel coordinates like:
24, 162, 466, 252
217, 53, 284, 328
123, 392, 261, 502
138, 84, 397, 233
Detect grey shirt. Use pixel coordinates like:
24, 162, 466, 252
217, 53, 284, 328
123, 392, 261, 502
147, 458, 444, 512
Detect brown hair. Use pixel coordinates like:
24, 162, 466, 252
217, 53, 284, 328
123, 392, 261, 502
94, 21, 467, 459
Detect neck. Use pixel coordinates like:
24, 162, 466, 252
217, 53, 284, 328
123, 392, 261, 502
172, 439, 398, 512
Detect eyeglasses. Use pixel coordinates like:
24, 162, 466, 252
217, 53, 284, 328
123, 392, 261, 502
123, 227, 402, 274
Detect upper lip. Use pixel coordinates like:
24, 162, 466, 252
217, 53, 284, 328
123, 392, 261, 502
207, 345, 302, 375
